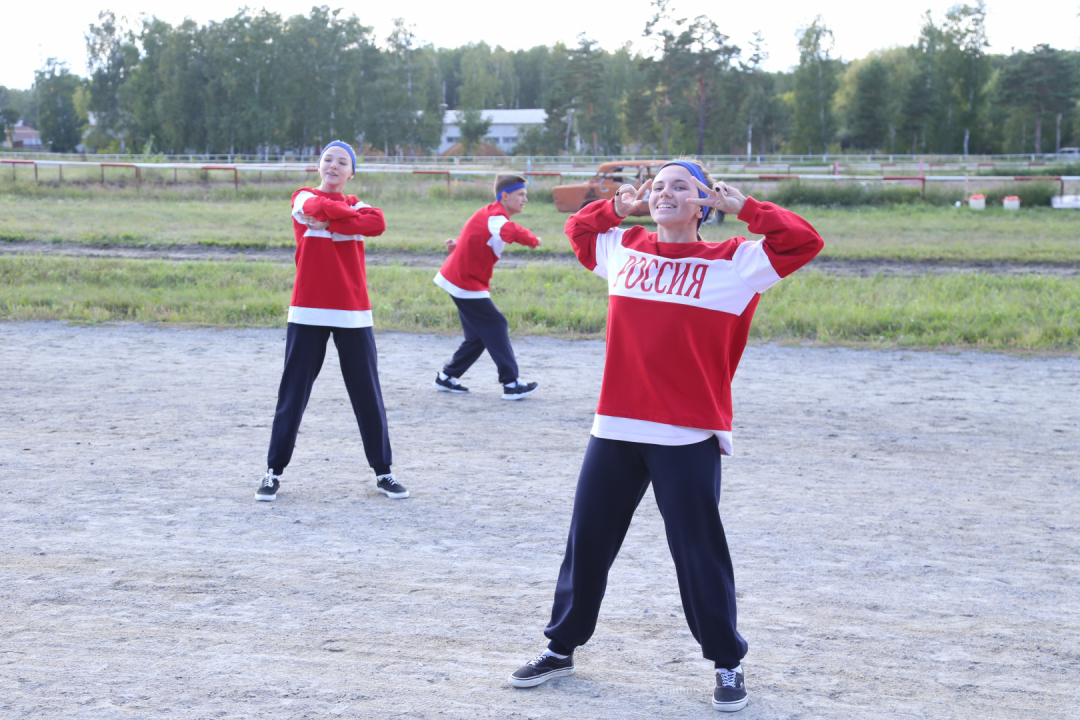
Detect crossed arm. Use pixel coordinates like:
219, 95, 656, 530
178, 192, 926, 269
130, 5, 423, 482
296, 195, 385, 237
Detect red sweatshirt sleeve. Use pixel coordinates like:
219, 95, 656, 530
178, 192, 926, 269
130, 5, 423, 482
564, 199, 624, 271
736, 197, 824, 278
498, 221, 540, 248
328, 207, 385, 237
299, 195, 364, 221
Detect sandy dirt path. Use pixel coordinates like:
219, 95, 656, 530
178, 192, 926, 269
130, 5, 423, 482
1, 322, 1077, 719
4, 240, 1080, 277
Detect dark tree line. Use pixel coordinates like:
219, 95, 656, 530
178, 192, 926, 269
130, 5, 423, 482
1, 2, 1077, 156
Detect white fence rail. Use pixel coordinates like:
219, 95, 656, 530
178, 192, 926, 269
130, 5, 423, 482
3, 150, 1079, 165
2, 158, 1077, 196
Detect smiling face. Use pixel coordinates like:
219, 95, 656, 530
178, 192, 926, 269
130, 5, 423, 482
318, 146, 354, 192
648, 165, 703, 229
500, 187, 528, 216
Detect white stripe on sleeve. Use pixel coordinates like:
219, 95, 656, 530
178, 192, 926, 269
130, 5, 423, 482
592, 227, 624, 280
487, 215, 508, 258
302, 228, 365, 242
732, 240, 782, 294
292, 191, 317, 225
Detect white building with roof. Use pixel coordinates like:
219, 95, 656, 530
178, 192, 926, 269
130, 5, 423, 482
438, 108, 546, 154
3, 120, 43, 149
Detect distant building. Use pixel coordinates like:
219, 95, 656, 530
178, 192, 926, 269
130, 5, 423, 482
438, 109, 546, 155
3, 121, 43, 149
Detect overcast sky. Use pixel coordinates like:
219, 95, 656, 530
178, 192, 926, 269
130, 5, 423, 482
4, 0, 1079, 89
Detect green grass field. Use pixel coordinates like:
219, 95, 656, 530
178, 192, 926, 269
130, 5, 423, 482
4, 184, 1079, 261
3, 256, 1077, 351
3, 174, 1078, 350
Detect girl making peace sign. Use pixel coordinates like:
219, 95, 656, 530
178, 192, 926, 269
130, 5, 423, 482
508, 158, 824, 712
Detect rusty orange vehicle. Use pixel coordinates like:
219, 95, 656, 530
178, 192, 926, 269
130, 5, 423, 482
552, 160, 667, 215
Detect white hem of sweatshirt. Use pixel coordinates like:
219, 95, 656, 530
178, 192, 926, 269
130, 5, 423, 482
287, 306, 373, 328
433, 271, 491, 299
591, 415, 733, 455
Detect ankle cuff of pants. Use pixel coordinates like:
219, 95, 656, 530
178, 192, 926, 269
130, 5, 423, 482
373, 465, 392, 477
546, 638, 573, 656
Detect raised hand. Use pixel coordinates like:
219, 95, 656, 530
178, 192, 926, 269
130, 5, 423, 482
614, 180, 652, 218
687, 178, 747, 216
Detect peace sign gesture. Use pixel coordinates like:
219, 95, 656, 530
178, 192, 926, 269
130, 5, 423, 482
686, 178, 747, 216
613, 180, 653, 218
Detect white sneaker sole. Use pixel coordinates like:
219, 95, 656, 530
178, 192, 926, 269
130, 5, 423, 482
254, 493, 276, 502
433, 381, 468, 394
712, 697, 748, 712
502, 386, 539, 401
507, 666, 574, 688
377, 487, 410, 499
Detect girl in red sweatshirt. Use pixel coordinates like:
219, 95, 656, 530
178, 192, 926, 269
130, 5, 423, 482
507, 158, 824, 712
257, 142, 408, 502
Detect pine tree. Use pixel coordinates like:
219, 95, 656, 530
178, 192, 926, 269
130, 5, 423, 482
791, 17, 838, 155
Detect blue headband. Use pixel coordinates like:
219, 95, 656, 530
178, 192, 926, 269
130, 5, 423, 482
497, 182, 526, 200
661, 160, 712, 225
323, 141, 356, 172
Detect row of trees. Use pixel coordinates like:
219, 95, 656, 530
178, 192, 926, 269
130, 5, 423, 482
830, 5, 1079, 156
1, 2, 1078, 156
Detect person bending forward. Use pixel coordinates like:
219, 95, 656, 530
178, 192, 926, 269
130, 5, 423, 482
432, 174, 543, 400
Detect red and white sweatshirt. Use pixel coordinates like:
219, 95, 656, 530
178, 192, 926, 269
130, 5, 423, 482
567, 197, 824, 454
434, 201, 540, 298
288, 187, 386, 327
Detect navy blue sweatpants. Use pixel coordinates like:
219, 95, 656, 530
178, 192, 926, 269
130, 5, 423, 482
267, 323, 392, 476
544, 436, 747, 668
442, 296, 519, 385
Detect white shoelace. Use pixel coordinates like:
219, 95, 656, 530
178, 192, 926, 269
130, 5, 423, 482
717, 669, 738, 688
527, 652, 552, 666
262, 474, 277, 488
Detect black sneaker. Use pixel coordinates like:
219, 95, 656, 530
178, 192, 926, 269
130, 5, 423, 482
255, 470, 280, 502
508, 650, 574, 688
712, 666, 747, 712
502, 380, 539, 401
376, 474, 409, 499
434, 373, 469, 393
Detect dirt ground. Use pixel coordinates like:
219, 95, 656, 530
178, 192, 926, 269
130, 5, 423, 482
1, 322, 1078, 719
4, 240, 1080, 278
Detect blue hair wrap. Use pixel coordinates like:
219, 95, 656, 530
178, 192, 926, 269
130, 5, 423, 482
660, 160, 712, 225
497, 182, 527, 201
323, 141, 356, 172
